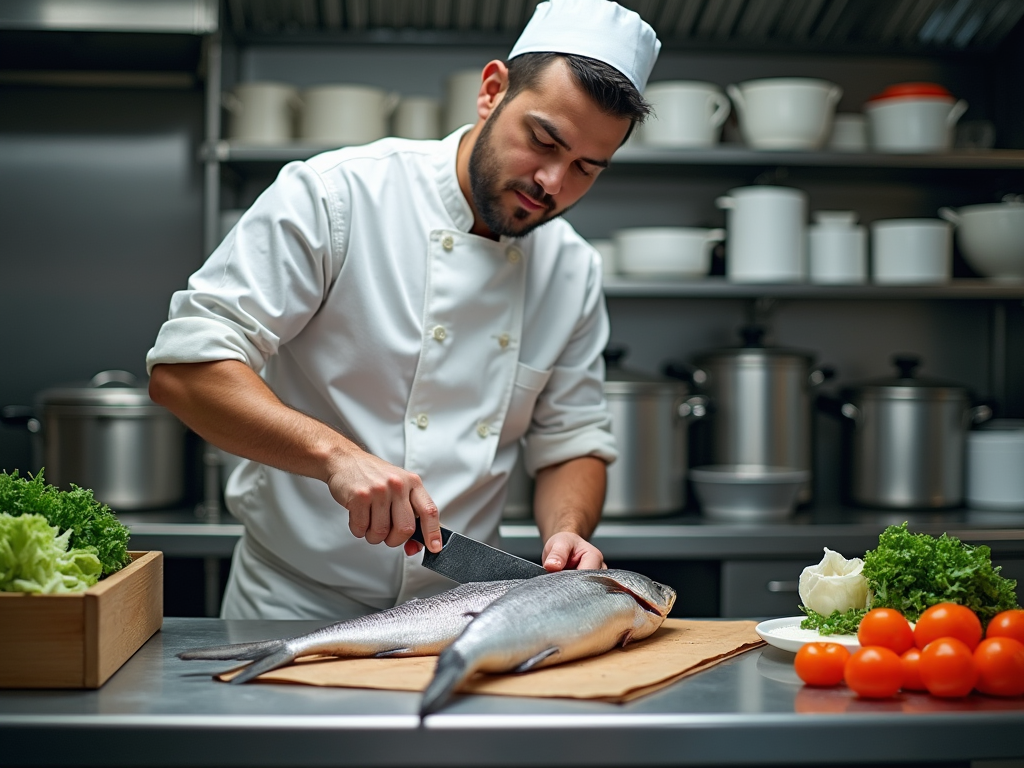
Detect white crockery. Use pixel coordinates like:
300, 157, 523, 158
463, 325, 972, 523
871, 219, 952, 284
392, 96, 441, 140
613, 227, 724, 278
756, 617, 861, 654
298, 85, 399, 145
727, 78, 842, 151
443, 69, 483, 135
588, 239, 618, 278
866, 97, 968, 153
808, 210, 867, 284
828, 113, 868, 152
939, 200, 1024, 280
717, 186, 807, 282
967, 421, 1024, 510
640, 81, 731, 148
690, 465, 810, 522
223, 81, 299, 144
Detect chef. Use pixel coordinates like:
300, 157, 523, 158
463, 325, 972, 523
146, 0, 661, 620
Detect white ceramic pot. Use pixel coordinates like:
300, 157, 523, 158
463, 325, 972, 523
639, 81, 731, 148
717, 186, 807, 282
727, 78, 842, 151
871, 219, 952, 284
223, 81, 299, 144
613, 227, 724, 278
828, 114, 868, 152
298, 85, 399, 145
939, 200, 1024, 280
392, 96, 441, 140
866, 97, 968, 153
443, 69, 482, 135
808, 211, 867, 284
967, 421, 1024, 510
588, 239, 618, 278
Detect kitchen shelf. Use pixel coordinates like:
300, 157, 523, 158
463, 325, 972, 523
603, 278, 1024, 300
202, 140, 1024, 171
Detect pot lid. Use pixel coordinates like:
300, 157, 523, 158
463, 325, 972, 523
693, 325, 816, 362
867, 82, 953, 102
603, 347, 687, 394
842, 355, 969, 400
36, 370, 157, 407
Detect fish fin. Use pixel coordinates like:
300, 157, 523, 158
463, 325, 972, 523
618, 630, 634, 648
462, 611, 482, 619
227, 647, 298, 685
512, 647, 560, 674
583, 574, 662, 616
373, 648, 413, 658
178, 639, 286, 661
420, 650, 469, 717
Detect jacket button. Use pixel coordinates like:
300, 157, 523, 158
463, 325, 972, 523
432, 325, 447, 341
476, 423, 490, 438
506, 247, 522, 263
497, 333, 510, 349
442, 235, 454, 251
415, 413, 429, 429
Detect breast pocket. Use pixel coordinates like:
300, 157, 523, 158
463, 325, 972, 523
499, 362, 553, 446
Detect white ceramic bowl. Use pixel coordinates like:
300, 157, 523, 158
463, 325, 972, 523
967, 421, 1024, 510
689, 465, 810, 522
865, 97, 968, 153
727, 78, 842, 151
939, 202, 1024, 280
224, 82, 299, 144
640, 81, 731, 148
871, 218, 952, 284
613, 227, 724, 278
299, 84, 398, 145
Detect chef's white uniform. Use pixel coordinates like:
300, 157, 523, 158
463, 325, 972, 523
146, 127, 618, 619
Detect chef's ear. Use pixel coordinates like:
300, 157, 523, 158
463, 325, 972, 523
477, 60, 509, 122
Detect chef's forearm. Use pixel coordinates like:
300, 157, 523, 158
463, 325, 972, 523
532, 456, 606, 542
149, 360, 358, 484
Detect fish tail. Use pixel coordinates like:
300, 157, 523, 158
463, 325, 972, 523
227, 647, 298, 685
177, 639, 286, 661
419, 650, 469, 717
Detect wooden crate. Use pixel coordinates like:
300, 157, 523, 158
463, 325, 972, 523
0, 551, 163, 689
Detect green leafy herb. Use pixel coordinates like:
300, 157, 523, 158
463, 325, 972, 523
0, 512, 103, 593
0, 470, 130, 576
800, 606, 867, 635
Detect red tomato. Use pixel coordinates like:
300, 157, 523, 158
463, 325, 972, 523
858, 608, 915, 654
844, 646, 903, 698
914, 603, 983, 651
900, 647, 927, 691
795, 642, 851, 687
919, 637, 977, 697
973, 637, 1024, 697
986, 610, 1024, 645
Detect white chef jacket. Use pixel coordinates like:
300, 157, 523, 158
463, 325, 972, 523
146, 127, 618, 610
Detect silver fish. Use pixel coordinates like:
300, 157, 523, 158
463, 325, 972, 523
420, 569, 677, 715
179, 580, 521, 684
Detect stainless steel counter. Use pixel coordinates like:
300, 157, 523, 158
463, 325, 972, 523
3, 618, 1023, 767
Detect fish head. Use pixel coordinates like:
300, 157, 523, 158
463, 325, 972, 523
599, 570, 677, 618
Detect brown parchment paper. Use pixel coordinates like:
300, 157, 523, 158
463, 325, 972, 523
216, 619, 764, 704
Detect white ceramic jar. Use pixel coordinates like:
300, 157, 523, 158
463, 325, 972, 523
443, 69, 482, 135
808, 211, 867, 284
613, 227, 724, 278
871, 219, 952, 284
967, 421, 1024, 510
639, 81, 731, 148
223, 81, 299, 144
392, 96, 441, 140
865, 83, 967, 153
298, 85, 398, 145
717, 186, 807, 282
727, 78, 842, 151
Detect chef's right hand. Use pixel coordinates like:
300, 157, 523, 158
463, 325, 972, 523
325, 453, 442, 554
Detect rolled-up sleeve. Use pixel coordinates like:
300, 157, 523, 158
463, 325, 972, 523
522, 247, 618, 475
146, 161, 342, 374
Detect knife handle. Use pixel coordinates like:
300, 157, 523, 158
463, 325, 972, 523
411, 517, 452, 547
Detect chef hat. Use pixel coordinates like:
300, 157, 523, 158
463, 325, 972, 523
508, 0, 661, 93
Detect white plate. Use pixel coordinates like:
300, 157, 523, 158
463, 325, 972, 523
755, 616, 861, 654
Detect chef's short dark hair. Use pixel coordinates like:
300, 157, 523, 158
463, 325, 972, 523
504, 52, 650, 143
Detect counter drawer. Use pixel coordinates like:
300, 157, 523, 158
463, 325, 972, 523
720, 559, 810, 618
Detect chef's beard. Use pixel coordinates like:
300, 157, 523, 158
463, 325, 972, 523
468, 106, 566, 239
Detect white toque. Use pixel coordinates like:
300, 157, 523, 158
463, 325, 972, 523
508, 0, 662, 93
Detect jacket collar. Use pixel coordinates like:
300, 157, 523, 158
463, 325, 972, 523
433, 125, 475, 234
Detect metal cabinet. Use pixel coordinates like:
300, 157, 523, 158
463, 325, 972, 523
719, 559, 809, 618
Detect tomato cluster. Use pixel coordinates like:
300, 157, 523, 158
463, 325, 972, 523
794, 606, 1024, 700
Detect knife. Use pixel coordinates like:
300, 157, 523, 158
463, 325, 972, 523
411, 518, 547, 582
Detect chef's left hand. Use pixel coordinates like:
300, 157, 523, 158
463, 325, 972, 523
542, 532, 606, 571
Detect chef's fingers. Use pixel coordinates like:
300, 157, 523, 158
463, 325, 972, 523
576, 546, 606, 571
411, 482, 442, 553
364, 495, 392, 546
404, 539, 424, 556
384, 496, 417, 549
543, 537, 573, 572
347, 498, 371, 540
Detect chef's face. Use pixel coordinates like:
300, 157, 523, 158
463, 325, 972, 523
468, 58, 631, 239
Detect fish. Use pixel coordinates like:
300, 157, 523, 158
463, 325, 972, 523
419, 569, 677, 716
178, 579, 522, 685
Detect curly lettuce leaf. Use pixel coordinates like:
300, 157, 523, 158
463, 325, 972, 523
0, 512, 102, 593
799, 606, 867, 635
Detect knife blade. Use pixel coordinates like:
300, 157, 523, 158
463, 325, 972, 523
411, 518, 547, 582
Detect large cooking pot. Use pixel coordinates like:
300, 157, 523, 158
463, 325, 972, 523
1, 371, 188, 510
836, 355, 991, 509
689, 327, 833, 504
603, 349, 707, 517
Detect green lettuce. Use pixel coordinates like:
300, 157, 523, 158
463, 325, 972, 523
0, 512, 103, 593
799, 606, 866, 636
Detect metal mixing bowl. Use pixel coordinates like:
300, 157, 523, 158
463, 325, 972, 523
689, 465, 810, 522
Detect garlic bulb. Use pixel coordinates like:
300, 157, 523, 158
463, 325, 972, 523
798, 548, 870, 615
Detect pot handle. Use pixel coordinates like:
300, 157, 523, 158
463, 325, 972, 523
947, 99, 969, 127
969, 404, 993, 426
938, 207, 960, 226
677, 395, 708, 421
1, 405, 40, 433
725, 84, 744, 117
221, 92, 243, 114
91, 370, 138, 388
840, 403, 861, 423
808, 365, 836, 387
703, 228, 726, 244
709, 91, 732, 129
715, 196, 735, 210
384, 91, 401, 118
827, 84, 844, 107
